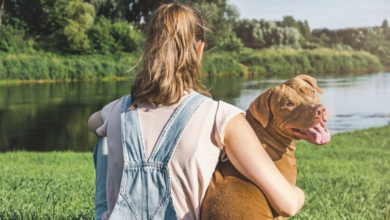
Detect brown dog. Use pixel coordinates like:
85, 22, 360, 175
201, 75, 330, 220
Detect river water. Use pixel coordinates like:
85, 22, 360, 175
1, 72, 389, 152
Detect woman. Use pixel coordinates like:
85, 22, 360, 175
88, 3, 304, 220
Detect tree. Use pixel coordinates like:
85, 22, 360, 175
281, 16, 297, 28
0, 0, 4, 26
86, 0, 125, 22
297, 20, 311, 41
187, 0, 239, 48
382, 19, 389, 39
88, 16, 116, 54
234, 19, 301, 49
1, 0, 44, 34
382, 19, 389, 30
63, 0, 96, 52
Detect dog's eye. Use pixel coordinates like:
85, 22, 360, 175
286, 102, 294, 107
310, 90, 316, 96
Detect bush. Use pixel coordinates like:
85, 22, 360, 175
111, 22, 144, 53
240, 48, 382, 75
202, 52, 247, 76
88, 17, 117, 54
0, 26, 34, 53
88, 19, 144, 55
215, 32, 244, 52
0, 53, 138, 80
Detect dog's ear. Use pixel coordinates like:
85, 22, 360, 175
295, 75, 324, 95
249, 88, 274, 128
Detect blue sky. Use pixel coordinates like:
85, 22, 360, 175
228, 0, 390, 30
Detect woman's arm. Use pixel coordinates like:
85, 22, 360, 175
88, 111, 103, 136
223, 114, 305, 217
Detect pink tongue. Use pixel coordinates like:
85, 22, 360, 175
304, 123, 331, 145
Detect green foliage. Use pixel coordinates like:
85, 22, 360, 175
201, 52, 247, 76
86, 0, 123, 22
0, 25, 34, 53
0, 53, 138, 80
0, 48, 382, 81
63, 0, 96, 53
382, 19, 389, 36
298, 20, 311, 41
214, 32, 244, 52
88, 17, 117, 54
239, 48, 382, 75
110, 22, 143, 53
181, 0, 239, 49
312, 27, 390, 66
235, 19, 301, 49
281, 15, 297, 28
281, 16, 311, 41
0, 0, 388, 74
88, 17, 144, 54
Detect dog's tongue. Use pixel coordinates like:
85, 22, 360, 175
304, 123, 331, 145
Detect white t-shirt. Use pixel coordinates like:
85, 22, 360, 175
96, 91, 244, 220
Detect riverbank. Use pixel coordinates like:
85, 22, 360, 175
1, 125, 389, 219
0, 48, 383, 83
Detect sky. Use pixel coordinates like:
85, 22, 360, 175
228, 0, 390, 30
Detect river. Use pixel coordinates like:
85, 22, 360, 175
1, 72, 389, 151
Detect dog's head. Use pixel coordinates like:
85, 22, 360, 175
249, 75, 330, 145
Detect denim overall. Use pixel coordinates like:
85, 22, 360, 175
104, 92, 208, 220
93, 137, 108, 220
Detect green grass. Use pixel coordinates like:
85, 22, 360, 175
239, 48, 383, 75
202, 51, 248, 76
0, 152, 95, 219
0, 53, 139, 81
0, 48, 383, 82
292, 125, 390, 220
1, 125, 390, 219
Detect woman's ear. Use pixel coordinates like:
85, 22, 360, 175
198, 41, 205, 60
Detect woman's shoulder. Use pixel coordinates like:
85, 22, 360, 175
212, 100, 245, 147
215, 100, 245, 122
96, 97, 124, 136
101, 97, 126, 121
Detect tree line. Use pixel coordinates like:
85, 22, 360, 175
0, 0, 389, 66
0, 0, 239, 54
311, 21, 390, 65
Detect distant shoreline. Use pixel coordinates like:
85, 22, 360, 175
0, 48, 383, 84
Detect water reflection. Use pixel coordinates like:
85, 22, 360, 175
0, 72, 389, 152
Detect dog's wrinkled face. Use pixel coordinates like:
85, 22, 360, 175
249, 75, 331, 145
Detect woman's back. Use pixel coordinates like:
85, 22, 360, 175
96, 91, 243, 219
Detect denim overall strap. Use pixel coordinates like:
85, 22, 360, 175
109, 92, 208, 220
93, 137, 108, 220
148, 92, 208, 163
120, 95, 146, 164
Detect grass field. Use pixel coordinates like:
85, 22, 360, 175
1, 125, 390, 219
0, 152, 95, 219
292, 125, 390, 220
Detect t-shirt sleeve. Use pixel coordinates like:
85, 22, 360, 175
214, 100, 245, 148
96, 99, 121, 137
214, 101, 245, 162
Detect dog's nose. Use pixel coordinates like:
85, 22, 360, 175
314, 105, 328, 122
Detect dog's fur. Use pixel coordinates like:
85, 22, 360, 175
201, 75, 330, 220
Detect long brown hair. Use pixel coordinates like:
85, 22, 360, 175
130, 3, 210, 109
